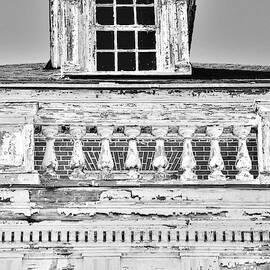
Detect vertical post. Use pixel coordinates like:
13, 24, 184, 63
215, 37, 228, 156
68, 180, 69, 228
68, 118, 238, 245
42, 126, 59, 178
0, 103, 39, 184
207, 126, 225, 181
257, 115, 270, 183
97, 126, 114, 180
152, 126, 169, 179
124, 126, 142, 180
61, 0, 81, 72
49, 0, 62, 68
177, 0, 190, 63
179, 126, 197, 182
70, 125, 86, 180
256, 103, 270, 183
156, 0, 191, 73
233, 126, 254, 182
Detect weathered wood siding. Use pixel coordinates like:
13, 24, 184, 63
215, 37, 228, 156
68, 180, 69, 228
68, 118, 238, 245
49, 0, 193, 74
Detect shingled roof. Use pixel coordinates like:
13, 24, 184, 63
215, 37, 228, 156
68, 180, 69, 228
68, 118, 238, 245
0, 63, 270, 86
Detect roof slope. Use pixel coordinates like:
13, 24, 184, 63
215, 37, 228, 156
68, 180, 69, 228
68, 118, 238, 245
0, 63, 270, 85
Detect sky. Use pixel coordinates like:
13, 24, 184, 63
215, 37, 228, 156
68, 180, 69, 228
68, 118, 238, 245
0, 0, 269, 65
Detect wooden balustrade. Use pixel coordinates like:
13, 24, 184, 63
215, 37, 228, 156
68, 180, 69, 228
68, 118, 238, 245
37, 124, 257, 183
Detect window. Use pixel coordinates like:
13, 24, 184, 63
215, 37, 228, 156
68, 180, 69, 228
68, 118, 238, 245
95, 0, 157, 71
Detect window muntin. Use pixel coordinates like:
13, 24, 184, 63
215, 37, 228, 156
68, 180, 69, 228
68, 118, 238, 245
95, 0, 157, 72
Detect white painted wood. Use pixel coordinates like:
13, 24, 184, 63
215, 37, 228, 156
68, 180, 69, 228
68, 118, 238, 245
179, 126, 197, 182
83, 257, 120, 270
156, 0, 191, 73
70, 125, 87, 180
121, 256, 181, 270
57, 0, 192, 74
36, 101, 257, 127
0, 257, 22, 270
124, 126, 142, 180
42, 125, 59, 177
233, 126, 254, 182
97, 126, 114, 180
49, 0, 62, 68
152, 126, 169, 179
207, 126, 225, 181
181, 257, 219, 270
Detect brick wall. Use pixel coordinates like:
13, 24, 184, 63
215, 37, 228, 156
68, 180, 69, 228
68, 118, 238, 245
34, 134, 258, 180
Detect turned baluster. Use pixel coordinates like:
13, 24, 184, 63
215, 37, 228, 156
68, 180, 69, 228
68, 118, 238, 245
179, 126, 197, 182
42, 125, 58, 177
152, 126, 169, 179
207, 126, 225, 181
233, 126, 254, 182
258, 117, 270, 183
97, 126, 114, 180
124, 126, 142, 180
70, 125, 86, 180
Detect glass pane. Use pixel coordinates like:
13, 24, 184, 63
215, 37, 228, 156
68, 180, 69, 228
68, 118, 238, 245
138, 52, 156, 70
117, 0, 133, 4
137, 7, 155, 25
138, 31, 156, 49
96, 7, 114, 25
97, 52, 115, 71
117, 7, 134, 25
96, 0, 113, 4
97, 31, 114, 49
136, 0, 154, 4
118, 52, 136, 71
117, 31, 135, 49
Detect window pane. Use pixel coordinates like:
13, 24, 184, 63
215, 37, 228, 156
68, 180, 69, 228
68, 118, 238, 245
138, 31, 155, 49
139, 52, 156, 70
117, 7, 134, 25
118, 52, 136, 71
117, 0, 133, 4
96, 7, 114, 25
97, 31, 114, 49
117, 31, 135, 49
136, 0, 154, 4
96, 0, 113, 4
137, 7, 155, 25
97, 52, 115, 71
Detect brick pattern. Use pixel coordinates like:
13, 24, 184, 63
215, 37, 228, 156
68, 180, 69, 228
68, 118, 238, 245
34, 136, 258, 180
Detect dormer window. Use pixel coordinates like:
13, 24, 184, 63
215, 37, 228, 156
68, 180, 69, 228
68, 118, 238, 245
95, 0, 157, 71
49, 0, 196, 75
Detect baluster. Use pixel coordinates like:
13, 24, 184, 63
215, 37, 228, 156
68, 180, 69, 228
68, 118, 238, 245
42, 125, 58, 177
257, 117, 270, 183
179, 126, 197, 182
97, 126, 114, 180
233, 126, 254, 182
70, 125, 86, 180
124, 126, 142, 180
207, 126, 225, 181
152, 126, 169, 179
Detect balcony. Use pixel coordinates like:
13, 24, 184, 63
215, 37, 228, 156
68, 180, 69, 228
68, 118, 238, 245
0, 100, 263, 186
1, 63, 270, 268
1, 62, 270, 187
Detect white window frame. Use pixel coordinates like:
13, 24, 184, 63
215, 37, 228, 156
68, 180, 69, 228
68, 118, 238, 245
51, 0, 192, 75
